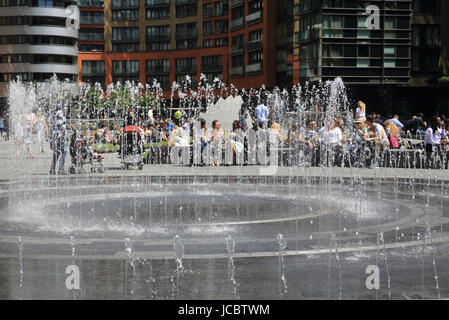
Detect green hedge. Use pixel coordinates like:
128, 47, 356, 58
93, 141, 169, 153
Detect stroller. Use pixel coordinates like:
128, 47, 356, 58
119, 125, 144, 170
69, 131, 105, 174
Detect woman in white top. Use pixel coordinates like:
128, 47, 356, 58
356, 101, 366, 121
424, 117, 442, 151
320, 119, 344, 166
24, 110, 36, 159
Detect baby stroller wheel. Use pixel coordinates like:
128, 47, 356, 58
138, 163, 143, 170
98, 166, 105, 173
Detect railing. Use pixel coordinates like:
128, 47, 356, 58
230, 44, 244, 55
175, 0, 196, 4
231, 17, 243, 30
80, 15, 105, 25
231, 0, 244, 8
247, 39, 262, 51
147, 34, 170, 41
147, 67, 170, 75
246, 62, 262, 74
230, 66, 244, 77
175, 65, 196, 74
246, 10, 262, 25
78, 0, 104, 7
79, 32, 105, 41
146, 0, 170, 6
201, 64, 222, 72
175, 32, 197, 39
82, 69, 105, 76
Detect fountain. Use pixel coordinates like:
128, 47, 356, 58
0, 75, 448, 300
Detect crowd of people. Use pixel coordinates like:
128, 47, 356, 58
1, 98, 449, 172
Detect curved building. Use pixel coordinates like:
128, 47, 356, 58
0, 0, 79, 98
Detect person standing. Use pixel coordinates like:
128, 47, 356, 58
4, 112, 9, 140
424, 117, 443, 169
254, 99, 269, 128
210, 120, 223, 166
298, 120, 317, 166
35, 108, 49, 153
23, 109, 36, 159
48, 101, 68, 175
0, 115, 4, 140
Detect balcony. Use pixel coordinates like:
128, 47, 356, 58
231, 0, 244, 8
246, 10, 262, 25
175, 31, 198, 40
230, 44, 244, 55
201, 64, 222, 72
175, 65, 196, 74
146, 0, 170, 7
80, 16, 105, 25
246, 62, 262, 75
79, 32, 105, 41
231, 17, 243, 30
147, 67, 170, 76
230, 66, 244, 78
78, 0, 104, 7
147, 34, 171, 41
175, 0, 196, 4
294, 1, 311, 15
82, 69, 105, 76
247, 39, 262, 52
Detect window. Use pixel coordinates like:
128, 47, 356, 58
112, 27, 139, 52
215, 37, 228, 47
176, 22, 197, 38
214, 1, 228, 16
146, 59, 170, 75
112, 27, 139, 41
80, 11, 104, 24
147, 25, 170, 40
203, 21, 212, 36
147, 42, 170, 51
146, 6, 170, 20
147, 75, 170, 90
112, 9, 139, 21
214, 19, 228, 34
176, 3, 197, 18
203, 39, 212, 48
113, 60, 139, 74
203, 3, 212, 17
202, 55, 222, 71
249, 29, 262, 42
82, 61, 105, 74
249, 51, 263, 64
78, 28, 104, 41
177, 39, 197, 50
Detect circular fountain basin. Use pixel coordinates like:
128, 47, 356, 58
0, 175, 448, 299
